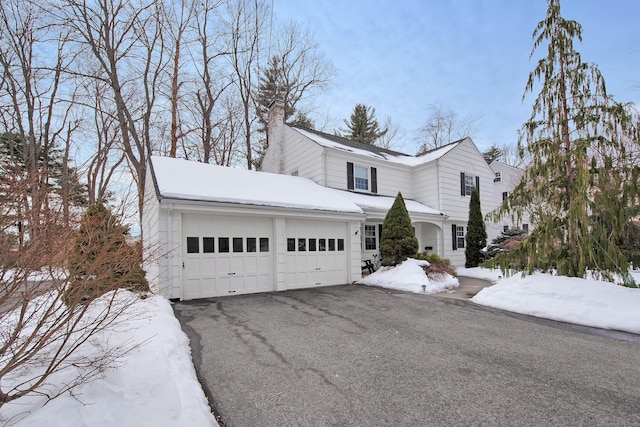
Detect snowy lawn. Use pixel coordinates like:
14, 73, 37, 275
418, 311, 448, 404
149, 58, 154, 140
1, 292, 217, 427
465, 268, 640, 335
358, 258, 459, 294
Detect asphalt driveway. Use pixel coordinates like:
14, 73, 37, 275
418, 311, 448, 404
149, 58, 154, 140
173, 284, 640, 426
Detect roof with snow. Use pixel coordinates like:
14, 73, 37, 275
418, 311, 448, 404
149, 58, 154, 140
291, 126, 464, 167
330, 189, 444, 217
149, 156, 364, 214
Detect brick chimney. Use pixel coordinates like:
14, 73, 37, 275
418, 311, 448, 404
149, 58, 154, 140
267, 100, 286, 174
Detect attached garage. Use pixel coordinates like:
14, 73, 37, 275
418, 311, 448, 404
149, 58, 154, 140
284, 219, 349, 289
182, 214, 274, 299
142, 156, 364, 300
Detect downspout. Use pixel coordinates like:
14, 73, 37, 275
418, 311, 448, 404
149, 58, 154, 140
322, 148, 328, 187
167, 203, 174, 298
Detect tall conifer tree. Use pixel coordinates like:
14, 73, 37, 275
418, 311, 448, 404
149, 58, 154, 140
492, 0, 638, 281
341, 104, 388, 145
465, 188, 487, 268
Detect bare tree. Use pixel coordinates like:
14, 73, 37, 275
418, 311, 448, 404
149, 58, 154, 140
416, 104, 481, 154
223, 0, 267, 170
56, 0, 169, 224
0, 196, 147, 408
165, 0, 196, 158
0, 0, 85, 245
376, 116, 404, 150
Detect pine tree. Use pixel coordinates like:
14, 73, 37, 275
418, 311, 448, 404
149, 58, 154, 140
379, 192, 419, 266
341, 104, 388, 145
491, 0, 638, 281
465, 188, 487, 268
482, 144, 503, 164
66, 203, 148, 304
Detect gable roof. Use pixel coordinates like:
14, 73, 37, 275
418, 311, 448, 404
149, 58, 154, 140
291, 125, 465, 167
149, 156, 364, 214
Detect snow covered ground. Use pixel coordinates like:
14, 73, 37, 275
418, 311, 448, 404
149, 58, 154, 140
360, 261, 640, 335
0, 292, 217, 427
358, 258, 459, 293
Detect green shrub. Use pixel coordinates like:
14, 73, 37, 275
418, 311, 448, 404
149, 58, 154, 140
65, 203, 149, 305
379, 192, 419, 266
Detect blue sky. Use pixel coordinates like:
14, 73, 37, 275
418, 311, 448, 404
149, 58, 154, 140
270, 0, 640, 154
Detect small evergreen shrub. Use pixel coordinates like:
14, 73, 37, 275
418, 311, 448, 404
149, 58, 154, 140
379, 192, 419, 266
465, 187, 487, 268
66, 203, 149, 305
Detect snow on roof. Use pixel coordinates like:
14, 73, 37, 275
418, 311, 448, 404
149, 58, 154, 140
292, 127, 462, 166
150, 156, 364, 214
330, 189, 444, 217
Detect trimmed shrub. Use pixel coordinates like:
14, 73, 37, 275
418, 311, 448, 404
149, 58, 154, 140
379, 192, 419, 266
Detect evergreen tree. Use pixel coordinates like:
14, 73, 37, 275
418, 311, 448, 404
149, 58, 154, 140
482, 144, 503, 164
491, 0, 638, 281
341, 104, 388, 145
465, 188, 487, 267
66, 203, 148, 304
379, 192, 419, 266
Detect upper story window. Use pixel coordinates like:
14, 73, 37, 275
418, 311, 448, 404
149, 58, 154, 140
347, 162, 377, 193
460, 172, 479, 196
291, 170, 299, 177
355, 166, 369, 190
502, 191, 508, 201
464, 175, 474, 196
494, 172, 501, 182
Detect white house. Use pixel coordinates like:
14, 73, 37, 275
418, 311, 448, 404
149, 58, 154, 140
142, 103, 523, 301
262, 102, 497, 267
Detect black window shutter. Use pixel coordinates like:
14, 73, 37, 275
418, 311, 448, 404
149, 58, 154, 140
460, 172, 465, 196
371, 167, 377, 193
378, 224, 383, 244
475, 176, 480, 195
451, 224, 457, 250
347, 162, 354, 190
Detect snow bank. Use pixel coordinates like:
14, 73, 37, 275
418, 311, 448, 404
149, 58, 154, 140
358, 258, 459, 294
1, 293, 217, 427
473, 273, 640, 334
456, 266, 504, 282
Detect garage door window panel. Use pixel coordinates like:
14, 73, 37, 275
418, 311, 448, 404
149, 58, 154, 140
260, 238, 269, 252
319, 239, 326, 251
233, 238, 243, 252
203, 237, 215, 253
187, 237, 199, 253
338, 239, 344, 251
309, 238, 316, 251
246, 238, 256, 252
329, 239, 335, 251
219, 237, 230, 253
287, 238, 296, 251
298, 239, 306, 251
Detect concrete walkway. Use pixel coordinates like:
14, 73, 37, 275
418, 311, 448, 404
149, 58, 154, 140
434, 275, 493, 300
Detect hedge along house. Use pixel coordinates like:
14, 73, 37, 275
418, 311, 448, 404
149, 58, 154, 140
142, 156, 365, 300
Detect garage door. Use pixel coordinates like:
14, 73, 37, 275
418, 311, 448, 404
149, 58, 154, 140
182, 214, 274, 299
285, 220, 349, 289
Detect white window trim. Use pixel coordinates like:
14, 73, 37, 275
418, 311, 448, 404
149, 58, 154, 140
456, 226, 465, 249
354, 165, 369, 191
464, 175, 474, 196
364, 224, 376, 250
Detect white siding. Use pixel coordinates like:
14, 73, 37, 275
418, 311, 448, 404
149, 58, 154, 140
488, 161, 530, 242
141, 167, 161, 294
413, 163, 439, 209
325, 151, 413, 198
437, 139, 495, 223
263, 127, 324, 183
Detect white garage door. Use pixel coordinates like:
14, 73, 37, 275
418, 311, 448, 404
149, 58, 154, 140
285, 220, 349, 289
182, 214, 274, 299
